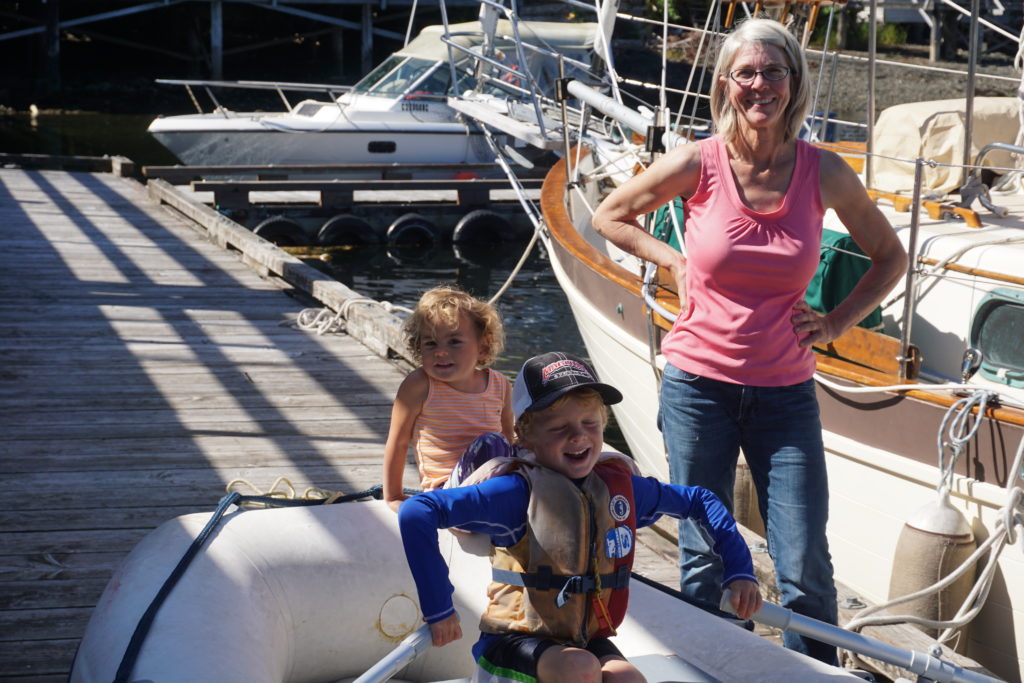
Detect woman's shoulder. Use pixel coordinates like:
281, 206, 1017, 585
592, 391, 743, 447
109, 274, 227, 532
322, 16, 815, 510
642, 139, 705, 196
814, 146, 867, 208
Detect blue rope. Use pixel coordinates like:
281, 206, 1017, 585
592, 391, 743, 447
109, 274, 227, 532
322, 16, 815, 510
112, 484, 404, 682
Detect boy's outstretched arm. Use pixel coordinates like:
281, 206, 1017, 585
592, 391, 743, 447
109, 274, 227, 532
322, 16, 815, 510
634, 477, 760, 596
383, 370, 428, 512
398, 475, 530, 646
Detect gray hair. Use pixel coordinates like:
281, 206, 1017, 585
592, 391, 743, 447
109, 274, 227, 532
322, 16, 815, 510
709, 18, 811, 144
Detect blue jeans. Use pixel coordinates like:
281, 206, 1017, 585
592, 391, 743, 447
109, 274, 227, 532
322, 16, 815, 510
658, 363, 838, 664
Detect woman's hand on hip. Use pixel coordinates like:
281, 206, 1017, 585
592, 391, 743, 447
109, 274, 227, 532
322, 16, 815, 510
791, 300, 841, 347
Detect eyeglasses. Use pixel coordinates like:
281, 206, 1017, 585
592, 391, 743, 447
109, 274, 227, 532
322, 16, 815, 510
728, 66, 791, 84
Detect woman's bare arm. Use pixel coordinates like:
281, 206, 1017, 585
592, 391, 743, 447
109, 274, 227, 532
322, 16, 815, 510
793, 150, 907, 346
591, 143, 702, 300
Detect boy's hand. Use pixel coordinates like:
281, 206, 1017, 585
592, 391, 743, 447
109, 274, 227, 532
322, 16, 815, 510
428, 613, 462, 647
385, 495, 408, 514
724, 579, 762, 620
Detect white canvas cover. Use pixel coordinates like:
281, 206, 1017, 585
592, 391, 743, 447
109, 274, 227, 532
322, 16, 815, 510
871, 97, 1022, 196
397, 20, 598, 62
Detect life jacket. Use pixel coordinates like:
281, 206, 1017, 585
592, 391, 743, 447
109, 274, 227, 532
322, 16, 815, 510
478, 458, 636, 646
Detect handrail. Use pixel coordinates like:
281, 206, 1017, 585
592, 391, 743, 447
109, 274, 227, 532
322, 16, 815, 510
156, 78, 351, 93
971, 141, 1024, 170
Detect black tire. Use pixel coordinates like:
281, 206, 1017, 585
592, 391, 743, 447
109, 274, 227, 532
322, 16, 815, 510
452, 209, 511, 244
386, 213, 438, 247
317, 214, 378, 246
252, 216, 310, 247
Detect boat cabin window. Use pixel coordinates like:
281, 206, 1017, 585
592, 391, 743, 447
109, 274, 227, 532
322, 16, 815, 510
405, 65, 453, 100
970, 288, 1024, 387
356, 57, 442, 97
352, 55, 406, 94
294, 102, 325, 117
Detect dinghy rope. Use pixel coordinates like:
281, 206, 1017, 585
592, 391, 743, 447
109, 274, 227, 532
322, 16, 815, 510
112, 481, 422, 682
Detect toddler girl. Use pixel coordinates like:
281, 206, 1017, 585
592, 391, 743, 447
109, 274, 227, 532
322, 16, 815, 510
383, 286, 513, 511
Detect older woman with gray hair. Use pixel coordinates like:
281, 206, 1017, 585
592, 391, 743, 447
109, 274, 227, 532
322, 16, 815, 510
592, 18, 906, 664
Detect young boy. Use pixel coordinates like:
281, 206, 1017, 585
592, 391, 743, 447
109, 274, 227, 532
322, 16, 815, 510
398, 352, 761, 683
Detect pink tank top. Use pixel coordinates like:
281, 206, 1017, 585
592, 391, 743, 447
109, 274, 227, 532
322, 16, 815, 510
414, 368, 509, 490
661, 136, 823, 386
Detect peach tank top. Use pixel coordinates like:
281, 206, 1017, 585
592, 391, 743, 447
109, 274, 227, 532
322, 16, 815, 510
414, 368, 509, 489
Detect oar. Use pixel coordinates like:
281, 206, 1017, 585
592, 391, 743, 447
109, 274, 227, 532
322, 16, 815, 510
719, 591, 1001, 683
352, 625, 434, 683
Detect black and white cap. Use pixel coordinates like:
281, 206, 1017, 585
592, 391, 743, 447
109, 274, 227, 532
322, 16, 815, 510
512, 352, 623, 421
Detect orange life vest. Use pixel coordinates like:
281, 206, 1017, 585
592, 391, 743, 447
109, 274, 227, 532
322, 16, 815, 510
479, 458, 636, 646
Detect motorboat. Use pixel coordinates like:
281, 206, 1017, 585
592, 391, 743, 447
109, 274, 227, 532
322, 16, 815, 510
446, 1, 1024, 681
69, 496, 869, 682
146, 19, 599, 169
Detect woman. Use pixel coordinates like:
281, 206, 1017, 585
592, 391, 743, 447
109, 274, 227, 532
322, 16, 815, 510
591, 18, 906, 664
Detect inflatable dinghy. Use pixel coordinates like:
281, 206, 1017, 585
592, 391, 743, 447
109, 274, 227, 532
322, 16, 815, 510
70, 499, 859, 682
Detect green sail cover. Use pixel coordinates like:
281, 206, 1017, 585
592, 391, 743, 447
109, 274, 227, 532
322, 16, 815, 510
806, 229, 882, 330
651, 197, 685, 251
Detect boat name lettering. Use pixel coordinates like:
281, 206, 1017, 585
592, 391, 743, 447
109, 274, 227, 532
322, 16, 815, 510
401, 102, 429, 112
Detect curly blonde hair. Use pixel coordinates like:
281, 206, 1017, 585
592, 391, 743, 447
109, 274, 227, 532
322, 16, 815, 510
403, 285, 505, 366
515, 388, 608, 445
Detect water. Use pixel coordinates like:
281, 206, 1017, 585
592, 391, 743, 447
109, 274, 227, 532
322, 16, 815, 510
304, 242, 585, 377
0, 110, 178, 165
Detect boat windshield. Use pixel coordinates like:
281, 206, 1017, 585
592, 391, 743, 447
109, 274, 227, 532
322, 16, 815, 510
353, 56, 444, 97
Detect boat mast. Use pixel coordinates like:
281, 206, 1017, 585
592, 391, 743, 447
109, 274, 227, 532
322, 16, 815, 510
962, 0, 981, 186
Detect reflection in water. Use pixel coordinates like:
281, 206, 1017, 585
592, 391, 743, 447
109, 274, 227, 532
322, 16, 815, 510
0, 111, 179, 164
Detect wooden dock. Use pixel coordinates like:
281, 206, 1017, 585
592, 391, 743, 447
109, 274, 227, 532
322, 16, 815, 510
0, 160, 682, 681
0, 160, 418, 679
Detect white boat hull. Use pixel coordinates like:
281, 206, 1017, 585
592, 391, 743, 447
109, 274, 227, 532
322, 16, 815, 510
148, 121, 488, 167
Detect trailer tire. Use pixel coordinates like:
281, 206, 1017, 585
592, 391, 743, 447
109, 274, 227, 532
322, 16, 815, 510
386, 213, 438, 247
452, 209, 511, 244
317, 214, 378, 246
252, 217, 310, 247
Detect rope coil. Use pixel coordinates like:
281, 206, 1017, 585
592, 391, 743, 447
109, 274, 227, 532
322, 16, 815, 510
294, 298, 415, 336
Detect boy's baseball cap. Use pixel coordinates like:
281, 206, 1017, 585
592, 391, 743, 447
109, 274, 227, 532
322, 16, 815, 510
512, 352, 623, 421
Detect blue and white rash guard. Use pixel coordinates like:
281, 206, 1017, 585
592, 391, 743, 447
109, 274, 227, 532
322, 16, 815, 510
398, 471, 756, 655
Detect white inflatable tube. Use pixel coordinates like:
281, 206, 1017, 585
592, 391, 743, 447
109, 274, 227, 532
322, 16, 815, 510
71, 500, 862, 682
